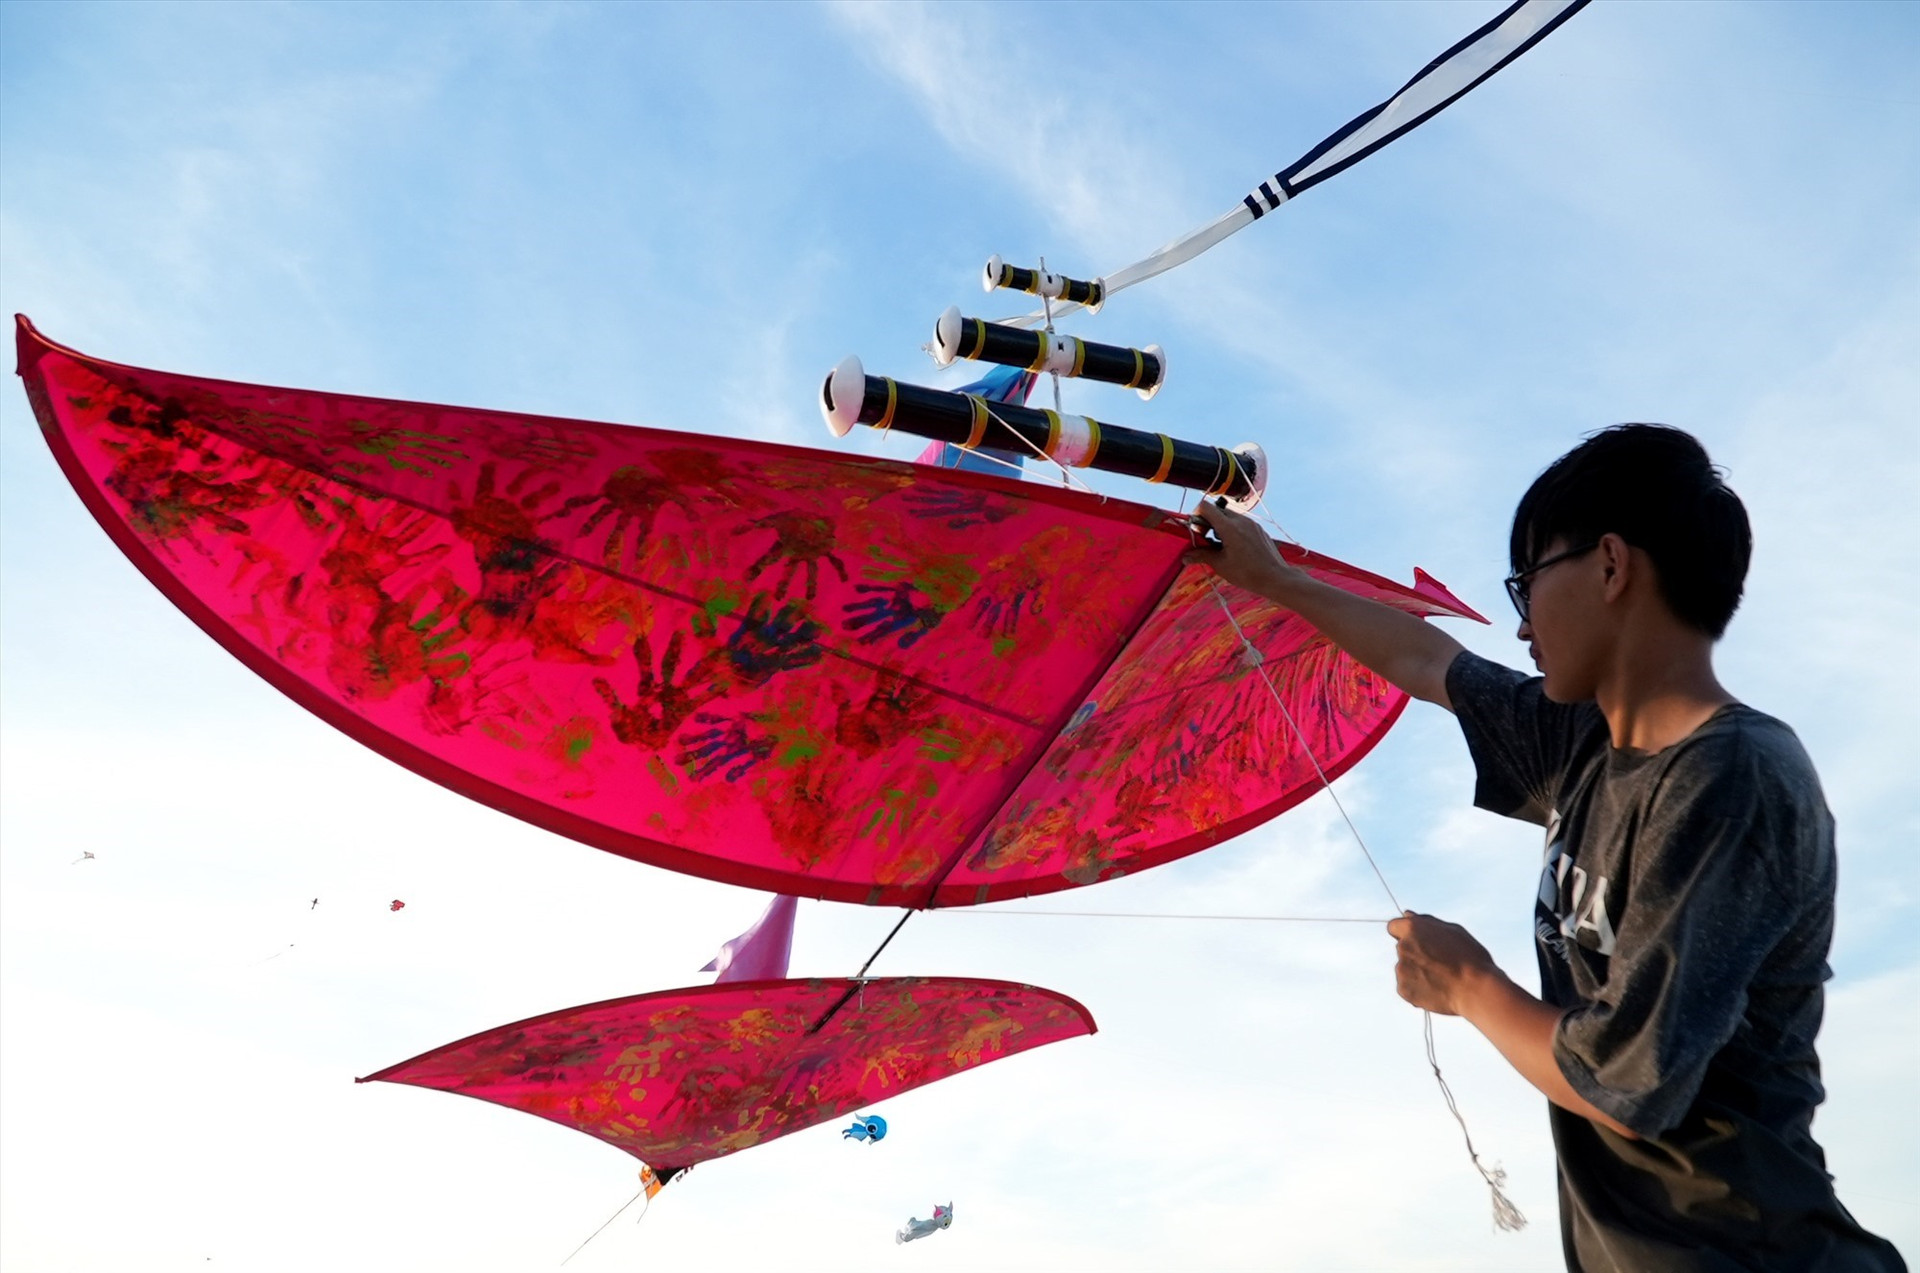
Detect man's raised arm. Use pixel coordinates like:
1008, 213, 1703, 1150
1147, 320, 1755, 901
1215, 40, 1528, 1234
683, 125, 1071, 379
1187, 501, 1465, 712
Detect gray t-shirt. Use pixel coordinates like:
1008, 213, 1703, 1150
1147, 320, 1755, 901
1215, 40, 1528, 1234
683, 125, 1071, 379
1446, 651, 1904, 1273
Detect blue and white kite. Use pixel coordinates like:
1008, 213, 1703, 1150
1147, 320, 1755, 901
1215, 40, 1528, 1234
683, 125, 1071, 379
841, 1114, 887, 1144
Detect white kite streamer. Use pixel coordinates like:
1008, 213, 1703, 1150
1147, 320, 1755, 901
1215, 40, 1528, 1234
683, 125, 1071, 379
1000, 0, 1590, 327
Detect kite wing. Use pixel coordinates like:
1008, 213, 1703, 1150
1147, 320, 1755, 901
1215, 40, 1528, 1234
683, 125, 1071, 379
17, 317, 1481, 906
357, 977, 1092, 1175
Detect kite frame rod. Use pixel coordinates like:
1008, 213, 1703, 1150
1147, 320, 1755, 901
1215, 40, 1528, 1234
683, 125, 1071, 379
804, 910, 915, 1036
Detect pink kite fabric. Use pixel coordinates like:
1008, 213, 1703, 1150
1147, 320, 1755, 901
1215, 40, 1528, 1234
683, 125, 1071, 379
702, 894, 797, 982
357, 977, 1094, 1173
16, 317, 1483, 906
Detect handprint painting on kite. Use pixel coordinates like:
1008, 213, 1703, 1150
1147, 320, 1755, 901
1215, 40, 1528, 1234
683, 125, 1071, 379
357, 891, 1087, 1211
16, 315, 1480, 909
359, 978, 1090, 1183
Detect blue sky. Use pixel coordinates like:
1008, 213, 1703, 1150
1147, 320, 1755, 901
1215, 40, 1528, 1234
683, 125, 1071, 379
2, 3, 1915, 1269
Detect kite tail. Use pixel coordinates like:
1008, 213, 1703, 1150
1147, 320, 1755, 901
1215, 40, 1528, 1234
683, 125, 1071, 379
560, 1189, 648, 1266
1484, 1163, 1528, 1234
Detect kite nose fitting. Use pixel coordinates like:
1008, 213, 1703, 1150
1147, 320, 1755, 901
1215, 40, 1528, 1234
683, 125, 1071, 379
1225, 442, 1268, 513
820, 355, 865, 437
931, 306, 962, 368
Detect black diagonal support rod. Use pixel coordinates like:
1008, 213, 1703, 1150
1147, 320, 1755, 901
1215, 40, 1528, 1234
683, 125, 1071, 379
803, 909, 915, 1036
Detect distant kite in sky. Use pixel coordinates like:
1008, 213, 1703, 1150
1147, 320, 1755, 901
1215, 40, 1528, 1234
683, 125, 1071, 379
842, 1114, 887, 1143
71, 851, 95, 864
897, 1203, 952, 1244
390, 900, 406, 912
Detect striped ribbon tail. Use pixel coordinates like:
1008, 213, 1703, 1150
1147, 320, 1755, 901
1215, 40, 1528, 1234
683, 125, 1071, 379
998, 0, 1590, 327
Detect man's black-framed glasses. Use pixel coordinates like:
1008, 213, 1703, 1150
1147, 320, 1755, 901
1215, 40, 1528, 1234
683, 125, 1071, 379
1503, 542, 1599, 621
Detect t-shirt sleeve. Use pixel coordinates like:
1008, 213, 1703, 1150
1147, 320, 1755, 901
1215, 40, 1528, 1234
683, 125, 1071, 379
1552, 732, 1809, 1137
1445, 650, 1595, 826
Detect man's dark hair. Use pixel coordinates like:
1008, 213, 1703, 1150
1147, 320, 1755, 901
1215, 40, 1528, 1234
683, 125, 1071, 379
1510, 424, 1752, 638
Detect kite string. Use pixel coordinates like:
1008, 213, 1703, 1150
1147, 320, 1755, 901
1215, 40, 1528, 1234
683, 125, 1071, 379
560, 1188, 647, 1266
1250, 501, 1300, 547
903, 376, 1100, 498
1039, 255, 1066, 420
936, 442, 1030, 480
982, 400, 1102, 499
939, 909, 1391, 923
1202, 577, 1524, 1232
1205, 579, 1401, 913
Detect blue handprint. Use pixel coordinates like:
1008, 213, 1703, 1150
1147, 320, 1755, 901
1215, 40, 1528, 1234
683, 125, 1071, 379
677, 711, 776, 782
900, 485, 1018, 530
843, 581, 942, 649
725, 593, 825, 686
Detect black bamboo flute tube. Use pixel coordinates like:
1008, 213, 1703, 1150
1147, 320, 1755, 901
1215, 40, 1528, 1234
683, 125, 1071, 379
932, 307, 1166, 400
819, 356, 1266, 509
982, 254, 1106, 311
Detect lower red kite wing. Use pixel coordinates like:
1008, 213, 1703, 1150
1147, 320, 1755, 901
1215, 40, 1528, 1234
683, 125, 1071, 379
357, 977, 1094, 1172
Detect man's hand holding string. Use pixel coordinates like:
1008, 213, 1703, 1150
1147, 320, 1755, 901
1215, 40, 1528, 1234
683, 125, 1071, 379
1388, 912, 1639, 1140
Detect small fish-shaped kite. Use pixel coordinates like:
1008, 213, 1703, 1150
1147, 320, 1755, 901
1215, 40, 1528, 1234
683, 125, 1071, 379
842, 1114, 887, 1143
896, 1203, 951, 1244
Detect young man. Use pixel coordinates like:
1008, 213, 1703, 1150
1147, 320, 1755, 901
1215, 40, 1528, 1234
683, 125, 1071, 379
1190, 425, 1903, 1272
